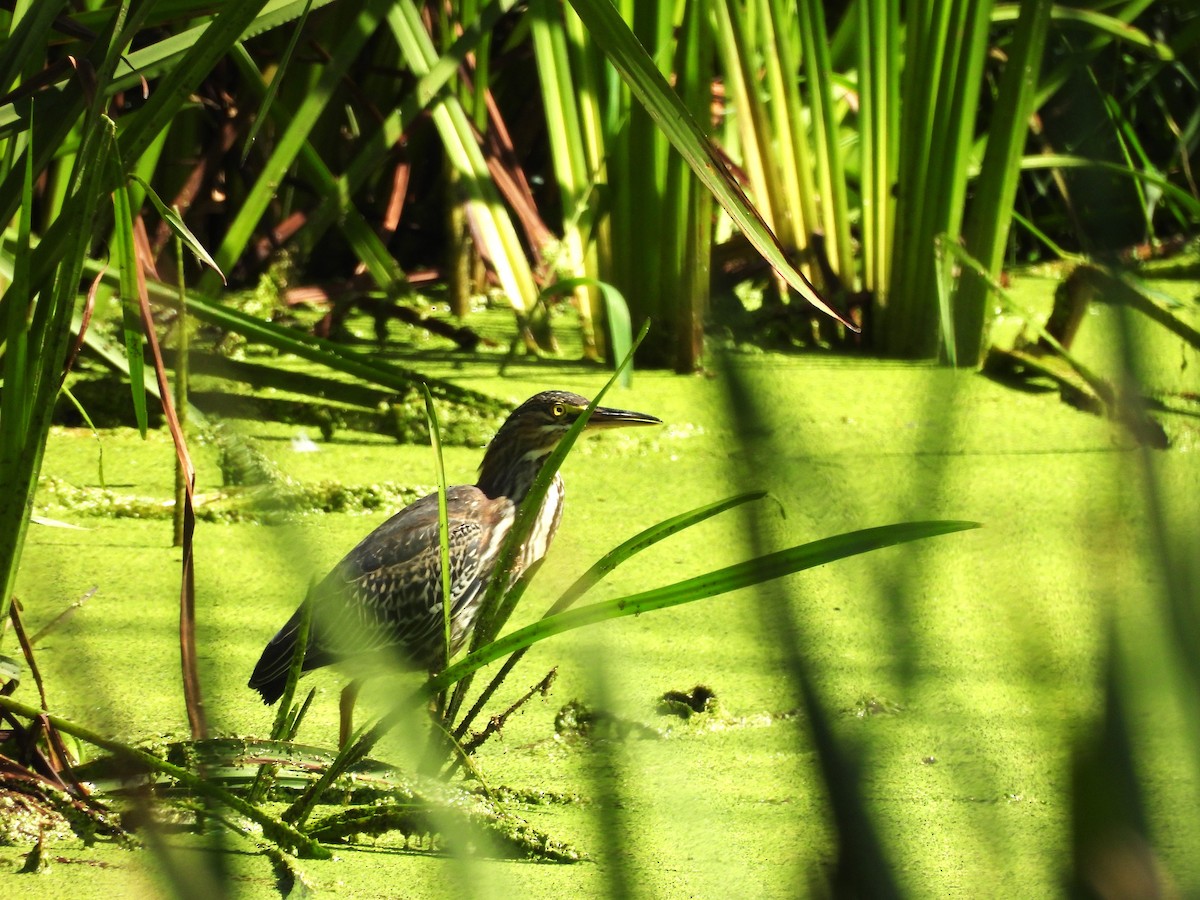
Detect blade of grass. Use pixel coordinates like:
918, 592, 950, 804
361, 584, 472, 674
119, 1, 273, 164
565, 0, 851, 328
385, 0, 539, 320
449, 490, 769, 745
197, 0, 396, 297
422, 385, 454, 669
797, 0, 854, 282
249, 601, 313, 804
131, 174, 225, 283
0, 0, 70, 98
0, 109, 35, 469
241, 0, 315, 161
129, 182, 208, 741
254, 0, 520, 262
539, 276, 633, 383
0, 86, 117, 630
110, 158, 149, 437
22, 244, 504, 411
954, 0, 1054, 365
1015, 154, 1200, 217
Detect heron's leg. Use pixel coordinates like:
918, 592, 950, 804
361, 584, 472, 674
339, 679, 362, 747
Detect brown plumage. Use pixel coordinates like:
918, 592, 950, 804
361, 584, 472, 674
248, 390, 660, 704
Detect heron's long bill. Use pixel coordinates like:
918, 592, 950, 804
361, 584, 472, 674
583, 405, 662, 430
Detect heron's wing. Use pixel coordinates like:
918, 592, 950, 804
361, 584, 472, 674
307, 486, 514, 667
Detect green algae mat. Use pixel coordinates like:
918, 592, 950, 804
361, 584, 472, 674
3, 349, 1198, 898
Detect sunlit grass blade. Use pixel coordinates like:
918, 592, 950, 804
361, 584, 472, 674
530, 0, 604, 357
549, 490, 771, 615
797, 0, 854, 282
59, 384, 106, 488
462, 520, 982, 661
1015, 154, 1200, 218
270, 598, 312, 742
450, 490, 769, 743
422, 385, 454, 669
857, 0, 900, 299
992, 5, 1174, 61
566, 0, 850, 328
110, 161, 149, 437
539, 277, 633, 383
250, 600, 314, 804
50, 249, 503, 411
198, 0, 396, 296
241, 0, 315, 161
955, 0, 1054, 364
119, 1, 273, 163
385, 0, 538, 320
130, 174, 225, 283
1, 118, 35, 464
243, 0, 517, 267
0, 98, 115, 629
225, 41, 408, 293
0, 0, 69, 98
127, 201, 208, 741
712, 0, 784, 248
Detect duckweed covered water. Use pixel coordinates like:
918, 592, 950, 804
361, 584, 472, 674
3, 288, 1198, 896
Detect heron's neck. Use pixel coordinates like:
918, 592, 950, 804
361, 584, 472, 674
476, 443, 553, 502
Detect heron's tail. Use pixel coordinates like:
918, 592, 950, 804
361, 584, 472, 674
248, 604, 325, 705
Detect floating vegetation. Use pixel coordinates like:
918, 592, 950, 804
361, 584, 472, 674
69, 736, 584, 863
0, 777, 126, 849
553, 700, 662, 742
657, 684, 718, 719
35, 475, 426, 524
306, 798, 585, 863
847, 695, 904, 719
0, 789, 74, 847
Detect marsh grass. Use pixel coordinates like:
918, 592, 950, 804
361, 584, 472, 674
0, 1, 1197, 896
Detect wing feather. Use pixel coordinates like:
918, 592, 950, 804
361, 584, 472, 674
304, 486, 513, 669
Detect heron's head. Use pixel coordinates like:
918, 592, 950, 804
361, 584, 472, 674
477, 390, 661, 499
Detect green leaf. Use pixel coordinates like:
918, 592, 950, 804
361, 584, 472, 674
1, 115, 35, 462
1016, 154, 1200, 218
991, 4, 1174, 61
565, 0, 851, 329
0, 653, 22, 682
422, 384, 454, 667
110, 160, 149, 437
120, 1, 275, 163
129, 173, 225, 283
954, 0, 1054, 364
549, 490, 770, 615
450, 489, 771, 742
242, 0, 316, 161
540, 277, 633, 384
444, 520, 982, 682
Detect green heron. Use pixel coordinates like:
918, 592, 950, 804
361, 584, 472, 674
248, 390, 661, 709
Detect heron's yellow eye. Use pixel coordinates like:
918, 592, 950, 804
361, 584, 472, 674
552, 403, 565, 417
